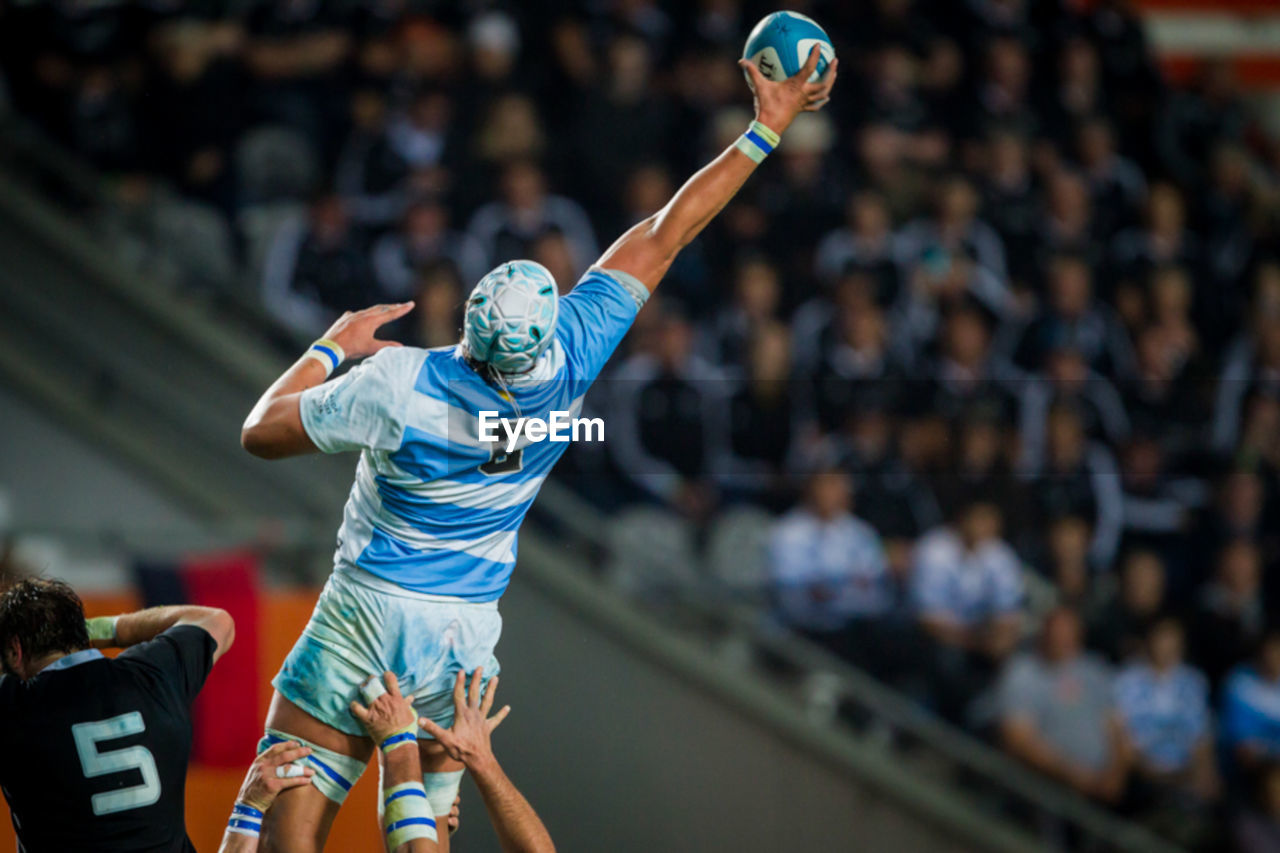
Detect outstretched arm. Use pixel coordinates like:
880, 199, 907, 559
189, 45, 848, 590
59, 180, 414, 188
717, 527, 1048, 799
240, 302, 414, 459
598, 49, 837, 291
420, 670, 553, 853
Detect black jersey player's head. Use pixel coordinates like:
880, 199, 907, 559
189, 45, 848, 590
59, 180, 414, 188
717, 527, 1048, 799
0, 577, 90, 680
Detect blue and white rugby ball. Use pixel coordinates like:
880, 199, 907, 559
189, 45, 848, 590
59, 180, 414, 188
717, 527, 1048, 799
742, 11, 835, 84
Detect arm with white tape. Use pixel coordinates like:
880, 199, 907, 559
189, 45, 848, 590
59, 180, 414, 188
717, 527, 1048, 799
217, 741, 315, 853
240, 301, 414, 460
88, 605, 235, 663
351, 672, 441, 852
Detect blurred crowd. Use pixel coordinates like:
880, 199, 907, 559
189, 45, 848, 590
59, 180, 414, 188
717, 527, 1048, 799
5, 0, 1280, 848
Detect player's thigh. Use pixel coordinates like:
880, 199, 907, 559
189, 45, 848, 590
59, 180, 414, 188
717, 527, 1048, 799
266, 690, 374, 758
262, 692, 376, 853
260, 783, 342, 853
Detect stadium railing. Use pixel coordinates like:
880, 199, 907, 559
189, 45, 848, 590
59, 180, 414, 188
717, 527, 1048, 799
0, 113, 309, 356
0, 125, 354, 522
530, 480, 1181, 853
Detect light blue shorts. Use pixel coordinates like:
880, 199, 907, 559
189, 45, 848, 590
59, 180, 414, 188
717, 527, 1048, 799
274, 567, 502, 738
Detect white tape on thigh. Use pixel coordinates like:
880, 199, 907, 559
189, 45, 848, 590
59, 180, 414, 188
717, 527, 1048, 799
259, 729, 366, 805
422, 770, 465, 817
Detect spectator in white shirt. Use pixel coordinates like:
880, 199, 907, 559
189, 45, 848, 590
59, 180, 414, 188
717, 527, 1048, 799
768, 470, 897, 672
912, 500, 1025, 720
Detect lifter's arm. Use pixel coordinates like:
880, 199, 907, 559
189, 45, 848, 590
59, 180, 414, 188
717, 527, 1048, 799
351, 672, 445, 852
598, 49, 837, 291
240, 301, 414, 459
218, 741, 316, 853
89, 605, 235, 663
421, 670, 553, 853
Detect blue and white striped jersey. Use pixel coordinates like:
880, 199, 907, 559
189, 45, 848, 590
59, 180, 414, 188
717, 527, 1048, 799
1113, 662, 1210, 773
769, 509, 893, 629
300, 267, 648, 601
910, 527, 1024, 626
1222, 665, 1280, 759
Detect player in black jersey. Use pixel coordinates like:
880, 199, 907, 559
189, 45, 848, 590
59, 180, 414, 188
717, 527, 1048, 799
0, 577, 235, 853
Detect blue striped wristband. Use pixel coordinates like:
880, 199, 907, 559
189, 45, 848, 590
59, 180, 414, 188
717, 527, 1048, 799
303, 338, 346, 378
734, 120, 782, 164
227, 802, 264, 836
380, 731, 418, 754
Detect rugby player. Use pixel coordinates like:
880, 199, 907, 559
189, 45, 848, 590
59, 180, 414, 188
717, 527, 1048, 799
240, 48, 836, 852
0, 578, 234, 852
220, 671, 547, 853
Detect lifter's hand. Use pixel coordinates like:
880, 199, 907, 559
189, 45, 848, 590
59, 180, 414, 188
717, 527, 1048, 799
350, 671, 418, 744
739, 46, 837, 135
419, 668, 510, 769
235, 741, 315, 813
321, 302, 415, 361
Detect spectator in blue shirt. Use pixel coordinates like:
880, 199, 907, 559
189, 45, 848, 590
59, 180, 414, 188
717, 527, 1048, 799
1223, 628, 1280, 777
1113, 617, 1219, 833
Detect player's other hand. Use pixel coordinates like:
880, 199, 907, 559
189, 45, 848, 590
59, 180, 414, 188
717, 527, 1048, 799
419, 668, 511, 769
236, 741, 315, 813
322, 302, 415, 361
738, 45, 837, 134
350, 671, 418, 743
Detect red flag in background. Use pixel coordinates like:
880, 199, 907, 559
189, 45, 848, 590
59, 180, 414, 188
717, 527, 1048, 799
136, 551, 262, 767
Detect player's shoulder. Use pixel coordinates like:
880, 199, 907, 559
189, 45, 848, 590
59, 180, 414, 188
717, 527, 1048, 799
358, 344, 449, 395
365, 344, 435, 376
561, 266, 649, 314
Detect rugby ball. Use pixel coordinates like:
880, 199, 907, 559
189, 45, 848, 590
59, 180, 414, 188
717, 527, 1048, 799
742, 11, 835, 84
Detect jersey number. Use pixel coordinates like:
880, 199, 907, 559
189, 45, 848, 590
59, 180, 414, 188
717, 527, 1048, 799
480, 446, 524, 476
72, 712, 162, 815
